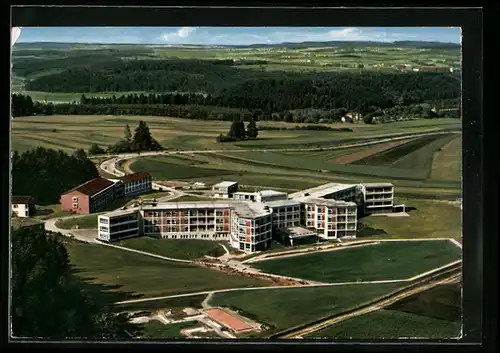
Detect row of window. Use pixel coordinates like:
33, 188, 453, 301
145, 210, 230, 217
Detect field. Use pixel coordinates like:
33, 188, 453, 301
209, 283, 405, 334
251, 240, 461, 283
360, 198, 462, 241
116, 237, 226, 260
429, 136, 462, 181
63, 238, 269, 299
308, 309, 461, 339
308, 281, 462, 339
139, 320, 199, 339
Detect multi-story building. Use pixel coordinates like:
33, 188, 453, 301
142, 202, 234, 241
230, 202, 273, 252
118, 172, 152, 197
289, 182, 360, 202
60, 177, 122, 215
290, 182, 394, 215
300, 197, 358, 240
98, 209, 141, 242
11, 195, 35, 218
361, 183, 394, 214
212, 181, 238, 199
265, 199, 302, 229
96, 181, 396, 252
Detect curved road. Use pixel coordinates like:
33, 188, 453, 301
97, 129, 460, 182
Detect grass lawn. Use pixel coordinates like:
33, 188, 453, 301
116, 294, 208, 312
55, 214, 99, 229
209, 283, 405, 334
63, 238, 269, 298
139, 320, 199, 339
34, 204, 72, 220
361, 198, 462, 241
307, 308, 461, 339
251, 240, 461, 283
131, 158, 232, 180
116, 237, 226, 260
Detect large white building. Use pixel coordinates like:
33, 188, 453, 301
212, 181, 239, 199
97, 181, 396, 253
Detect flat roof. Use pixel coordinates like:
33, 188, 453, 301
280, 226, 317, 239
232, 201, 272, 219
213, 181, 238, 188
101, 208, 140, 218
362, 183, 394, 188
289, 182, 357, 199
265, 199, 302, 208
299, 196, 357, 207
258, 190, 288, 197
233, 191, 256, 196
142, 202, 233, 210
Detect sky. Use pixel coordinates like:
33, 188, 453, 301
16, 27, 461, 45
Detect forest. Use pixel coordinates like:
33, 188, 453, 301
21, 59, 460, 115
11, 147, 99, 205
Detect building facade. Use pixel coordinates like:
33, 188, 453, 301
142, 202, 233, 241
361, 183, 394, 214
119, 172, 152, 197
212, 181, 238, 199
301, 197, 358, 239
230, 203, 273, 252
265, 199, 302, 230
11, 195, 35, 218
60, 177, 119, 215
98, 209, 141, 242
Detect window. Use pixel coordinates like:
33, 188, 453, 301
73, 203, 78, 208
25, 210, 29, 217
13, 204, 18, 209
72, 196, 78, 202
100, 226, 109, 232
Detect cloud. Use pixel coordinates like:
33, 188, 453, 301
161, 27, 197, 41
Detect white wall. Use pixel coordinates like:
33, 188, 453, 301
12, 203, 29, 218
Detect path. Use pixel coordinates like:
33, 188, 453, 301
91, 130, 461, 163
115, 259, 461, 305
201, 292, 214, 309
278, 270, 461, 338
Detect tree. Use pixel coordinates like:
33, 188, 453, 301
124, 124, 132, 143
131, 121, 163, 152
11, 226, 141, 339
88, 143, 106, 156
73, 148, 88, 160
246, 118, 258, 139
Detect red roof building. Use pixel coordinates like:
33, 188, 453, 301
60, 177, 120, 215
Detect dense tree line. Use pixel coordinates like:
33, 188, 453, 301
258, 125, 354, 132
12, 147, 99, 205
22, 59, 460, 114
11, 226, 140, 339
12, 92, 459, 124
